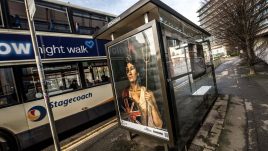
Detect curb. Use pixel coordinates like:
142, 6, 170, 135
244, 100, 259, 151
188, 94, 230, 151
61, 118, 118, 151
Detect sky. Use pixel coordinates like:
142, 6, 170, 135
59, 0, 203, 25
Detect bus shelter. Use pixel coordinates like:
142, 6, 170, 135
95, 0, 218, 150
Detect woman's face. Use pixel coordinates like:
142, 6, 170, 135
126, 63, 138, 83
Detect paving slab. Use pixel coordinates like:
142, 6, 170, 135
215, 57, 268, 151
189, 95, 229, 151
217, 96, 247, 151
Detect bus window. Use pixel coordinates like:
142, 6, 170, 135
0, 68, 18, 106
72, 10, 107, 34
93, 67, 102, 83
72, 10, 94, 34
34, 3, 71, 33
91, 14, 106, 32
107, 16, 115, 22
0, 1, 3, 27
21, 63, 82, 102
82, 61, 110, 87
83, 66, 94, 87
8, 0, 28, 29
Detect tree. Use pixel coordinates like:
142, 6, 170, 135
203, 0, 268, 74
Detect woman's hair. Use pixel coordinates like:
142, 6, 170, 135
125, 54, 142, 74
125, 38, 144, 69
125, 53, 145, 88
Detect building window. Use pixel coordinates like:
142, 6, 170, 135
21, 63, 81, 101
0, 68, 18, 106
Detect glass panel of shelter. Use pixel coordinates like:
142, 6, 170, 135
160, 21, 216, 149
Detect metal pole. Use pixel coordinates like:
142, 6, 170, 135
111, 33, 114, 40
207, 40, 218, 95
111, 32, 133, 140
144, 12, 149, 24
24, 1, 61, 150
164, 144, 169, 151
143, 13, 149, 89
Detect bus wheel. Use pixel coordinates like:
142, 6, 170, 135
0, 131, 18, 151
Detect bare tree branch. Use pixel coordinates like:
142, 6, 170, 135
203, 0, 268, 74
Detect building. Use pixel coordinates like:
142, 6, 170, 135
197, 0, 229, 58
197, 0, 268, 62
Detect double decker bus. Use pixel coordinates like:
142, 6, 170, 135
0, 0, 116, 150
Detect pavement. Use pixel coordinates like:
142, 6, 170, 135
42, 57, 268, 151
188, 94, 229, 151
215, 57, 268, 151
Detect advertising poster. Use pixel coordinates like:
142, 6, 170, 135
107, 28, 169, 140
0, 33, 109, 62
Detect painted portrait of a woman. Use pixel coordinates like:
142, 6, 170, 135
121, 42, 163, 128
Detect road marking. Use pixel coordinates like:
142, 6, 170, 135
245, 101, 253, 111
61, 118, 118, 151
221, 70, 228, 76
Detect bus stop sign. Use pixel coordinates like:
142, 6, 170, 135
26, 0, 36, 20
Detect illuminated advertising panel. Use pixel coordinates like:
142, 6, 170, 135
107, 27, 169, 140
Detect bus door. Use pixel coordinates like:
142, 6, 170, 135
0, 67, 31, 148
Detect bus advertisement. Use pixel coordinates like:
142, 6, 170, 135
0, 33, 109, 62
0, 0, 117, 150
0, 32, 114, 150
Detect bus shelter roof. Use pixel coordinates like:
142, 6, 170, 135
94, 0, 210, 40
